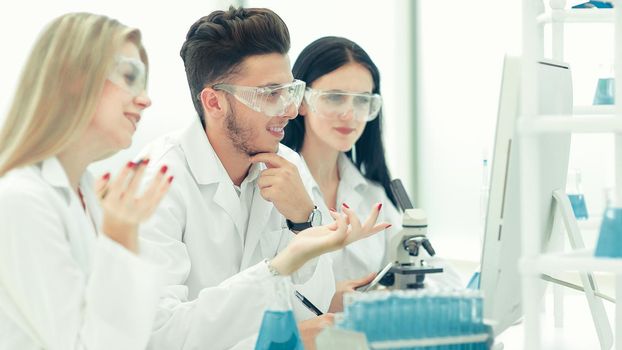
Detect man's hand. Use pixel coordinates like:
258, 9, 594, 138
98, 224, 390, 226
328, 273, 376, 313
298, 314, 334, 350
250, 153, 314, 223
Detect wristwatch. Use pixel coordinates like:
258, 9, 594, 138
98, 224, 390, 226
286, 206, 322, 232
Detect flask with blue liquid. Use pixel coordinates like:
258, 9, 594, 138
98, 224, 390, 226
595, 189, 622, 258
593, 64, 615, 105
567, 169, 589, 220
255, 277, 303, 350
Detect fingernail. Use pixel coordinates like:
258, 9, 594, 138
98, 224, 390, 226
377, 203, 383, 211
160, 165, 168, 174
329, 208, 336, 212
168, 175, 174, 183
342, 203, 350, 209
385, 224, 392, 229
127, 161, 135, 168
142, 158, 150, 165
102, 172, 110, 180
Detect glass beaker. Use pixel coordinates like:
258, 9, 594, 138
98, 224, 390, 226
595, 189, 622, 258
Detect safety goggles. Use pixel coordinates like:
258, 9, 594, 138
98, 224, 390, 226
212, 79, 306, 117
304, 88, 382, 122
107, 55, 147, 96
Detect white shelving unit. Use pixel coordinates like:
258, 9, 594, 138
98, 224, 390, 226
519, 1, 622, 349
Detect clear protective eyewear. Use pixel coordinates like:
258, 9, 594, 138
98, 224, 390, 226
212, 79, 306, 117
107, 55, 147, 96
304, 88, 382, 122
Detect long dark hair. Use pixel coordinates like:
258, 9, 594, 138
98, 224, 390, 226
283, 36, 396, 207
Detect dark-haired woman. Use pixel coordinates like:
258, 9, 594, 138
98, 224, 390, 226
283, 37, 462, 308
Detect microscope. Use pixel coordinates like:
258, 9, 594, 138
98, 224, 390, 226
380, 179, 443, 290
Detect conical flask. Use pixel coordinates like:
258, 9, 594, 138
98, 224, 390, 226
255, 276, 304, 350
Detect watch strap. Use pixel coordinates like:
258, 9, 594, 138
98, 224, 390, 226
286, 206, 317, 231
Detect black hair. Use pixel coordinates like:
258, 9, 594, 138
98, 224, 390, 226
180, 6, 290, 128
283, 36, 397, 207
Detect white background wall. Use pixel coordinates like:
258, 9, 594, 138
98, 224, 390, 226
417, 0, 522, 260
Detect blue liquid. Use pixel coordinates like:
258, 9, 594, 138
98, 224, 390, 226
568, 194, 589, 220
593, 78, 615, 105
254, 310, 303, 350
466, 271, 480, 290
595, 208, 622, 258
340, 293, 490, 349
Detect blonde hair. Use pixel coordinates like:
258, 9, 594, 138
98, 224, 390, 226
0, 12, 148, 176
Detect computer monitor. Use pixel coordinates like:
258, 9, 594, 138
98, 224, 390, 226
478, 56, 573, 336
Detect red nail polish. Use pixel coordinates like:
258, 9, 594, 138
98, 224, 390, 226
342, 203, 350, 209
127, 161, 135, 168
386, 224, 392, 229
160, 165, 168, 174
142, 158, 150, 165
168, 175, 174, 183
377, 203, 383, 211
329, 208, 336, 212
102, 172, 110, 180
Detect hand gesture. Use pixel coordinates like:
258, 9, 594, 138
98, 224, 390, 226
94, 160, 173, 252
270, 203, 390, 275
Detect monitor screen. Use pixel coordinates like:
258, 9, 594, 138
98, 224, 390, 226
479, 56, 573, 336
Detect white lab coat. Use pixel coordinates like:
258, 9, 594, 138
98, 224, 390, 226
137, 119, 335, 350
305, 153, 463, 288
0, 158, 161, 350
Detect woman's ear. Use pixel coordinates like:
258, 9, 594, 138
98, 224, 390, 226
298, 101, 308, 116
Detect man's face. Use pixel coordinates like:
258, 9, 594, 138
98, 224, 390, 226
222, 53, 298, 156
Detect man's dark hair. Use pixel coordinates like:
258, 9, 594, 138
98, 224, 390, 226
180, 6, 291, 128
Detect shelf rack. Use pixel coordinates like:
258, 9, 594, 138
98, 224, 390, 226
519, 1, 622, 349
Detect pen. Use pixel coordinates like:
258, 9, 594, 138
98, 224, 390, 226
294, 290, 323, 316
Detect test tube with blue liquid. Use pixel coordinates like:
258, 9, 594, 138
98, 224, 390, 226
410, 292, 424, 342
447, 291, 460, 350
338, 289, 490, 349
389, 291, 404, 341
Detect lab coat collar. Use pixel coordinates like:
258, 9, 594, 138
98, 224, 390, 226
178, 118, 229, 186
40, 157, 73, 204
241, 186, 275, 268
337, 153, 367, 213
338, 153, 368, 192
178, 118, 267, 241
179, 118, 265, 186
40, 157, 99, 216
302, 152, 368, 214
40, 157, 100, 273
302, 153, 368, 193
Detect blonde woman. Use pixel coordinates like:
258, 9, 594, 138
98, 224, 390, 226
0, 13, 387, 350
0, 12, 172, 350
